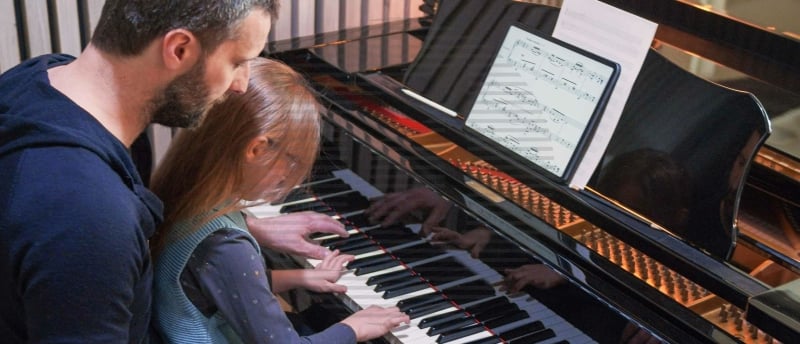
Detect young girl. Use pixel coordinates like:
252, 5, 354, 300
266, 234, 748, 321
149, 58, 409, 343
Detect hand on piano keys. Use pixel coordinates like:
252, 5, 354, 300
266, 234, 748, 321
245, 210, 350, 260
302, 249, 354, 294
247, 169, 597, 344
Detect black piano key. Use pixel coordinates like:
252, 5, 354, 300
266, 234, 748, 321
340, 243, 381, 256
308, 178, 351, 195
390, 243, 445, 263
505, 328, 556, 344
340, 212, 370, 227
364, 263, 409, 283
281, 188, 313, 203
321, 232, 367, 247
440, 280, 496, 305
384, 270, 472, 296
423, 268, 477, 287
396, 290, 444, 311
348, 253, 393, 270
407, 299, 454, 319
428, 316, 482, 336
354, 259, 401, 276
366, 232, 419, 247
462, 335, 502, 344
280, 200, 332, 214
436, 310, 528, 343
419, 296, 506, 329
382, 280, 430, 299
436, 309, 527, 342
484, 321, 544, 343
375, 276, 424, 292
365, 224, 417, 241
330, 237, 374, 252
430, 309, 517, 337
317, 192, 370, 214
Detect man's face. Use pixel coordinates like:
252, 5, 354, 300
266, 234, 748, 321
151, 9, 272, 128
150, 58, 212, 128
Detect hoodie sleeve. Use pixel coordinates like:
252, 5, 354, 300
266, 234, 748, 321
3, 146, 154, 343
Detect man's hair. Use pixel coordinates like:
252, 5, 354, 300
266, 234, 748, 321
91, 0, 279, 56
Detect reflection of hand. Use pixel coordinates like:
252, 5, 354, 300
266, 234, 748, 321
366, 187, 452, 234
305, 250, 354, 293
340, 305, 410, 342
501, 264, 566, 292
429, 226, 491, 258
619, 322, 664, 344
246, 211, 348, 260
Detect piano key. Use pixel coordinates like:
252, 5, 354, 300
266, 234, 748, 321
506, 328, 556, 344
463, 321, 545, 344
330, 236, 375, 251
355, 258, 403, 275
419, 296, 509, 329
367, 266, 414, 285
420, 303, 519, 334
251, 168, 597, 344
397, 290, 446, 311
406, 299, 455, 319
383, 281, 431, 299
437, 310, 528, 343
376, 276, 425, 292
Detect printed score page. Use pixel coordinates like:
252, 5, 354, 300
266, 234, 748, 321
466, 25, 618, 179
553, 0, 657, 189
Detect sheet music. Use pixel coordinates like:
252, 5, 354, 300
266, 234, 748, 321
466, 25, 617, 178
553, 0, 658, 188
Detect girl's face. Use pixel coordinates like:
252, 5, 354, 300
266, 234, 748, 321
241, 144, 298, 202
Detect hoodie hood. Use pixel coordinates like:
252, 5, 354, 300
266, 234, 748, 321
0, 54, 162, 223
0, 54, 145, 190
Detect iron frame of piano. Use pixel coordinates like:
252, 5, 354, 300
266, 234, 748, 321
259, 4, 800, 343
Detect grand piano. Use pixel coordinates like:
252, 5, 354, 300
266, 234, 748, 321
248, 1, 800, 343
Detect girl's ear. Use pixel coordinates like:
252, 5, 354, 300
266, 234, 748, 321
246, 135, 270, 163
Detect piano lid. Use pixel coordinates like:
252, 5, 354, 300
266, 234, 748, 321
400, 0, 770, 260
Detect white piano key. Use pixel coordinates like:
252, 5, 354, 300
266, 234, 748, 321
251, 168, 597, 344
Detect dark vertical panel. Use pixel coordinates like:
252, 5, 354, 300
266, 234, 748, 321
46, 0, 60, 52
360, 0, 368, 27
338, 0, 347, 40
290, 0, 299, 38
76, 0, 92, 49
13, 0, 29, 60
314, 0, 324, 36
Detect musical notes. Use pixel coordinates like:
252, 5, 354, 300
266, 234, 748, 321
466, 25, 616, 178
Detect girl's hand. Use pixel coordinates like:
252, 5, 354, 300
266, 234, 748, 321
306, 250, 354, 293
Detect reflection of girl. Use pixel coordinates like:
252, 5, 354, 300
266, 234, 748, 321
150, 58, 408, 343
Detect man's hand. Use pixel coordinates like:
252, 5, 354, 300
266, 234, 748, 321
246, 211, 348, 260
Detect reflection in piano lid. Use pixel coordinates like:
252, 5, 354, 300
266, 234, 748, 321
261, 0, 800, 342
248, 168, 601, 344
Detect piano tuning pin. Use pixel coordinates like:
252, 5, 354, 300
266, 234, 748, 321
718, 305, 728, 323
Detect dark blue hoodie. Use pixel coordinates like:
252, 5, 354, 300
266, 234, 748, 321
0, 54, 163, 343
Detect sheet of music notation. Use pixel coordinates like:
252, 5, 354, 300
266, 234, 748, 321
466, 25, 615, 178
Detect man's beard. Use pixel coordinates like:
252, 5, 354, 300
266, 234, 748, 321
149, 60, 217, 128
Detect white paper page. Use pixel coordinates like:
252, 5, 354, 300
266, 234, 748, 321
553, 0, 657, 189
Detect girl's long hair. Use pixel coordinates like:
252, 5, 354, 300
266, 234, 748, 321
149, 57, 321, 256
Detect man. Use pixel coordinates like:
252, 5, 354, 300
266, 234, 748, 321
0, 1, 283, 342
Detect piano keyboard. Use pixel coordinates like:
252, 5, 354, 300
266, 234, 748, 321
247, 169, 597, 344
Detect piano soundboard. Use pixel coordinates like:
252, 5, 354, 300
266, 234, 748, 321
247, 168, 596, 344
